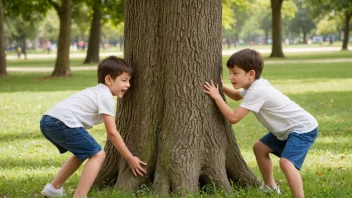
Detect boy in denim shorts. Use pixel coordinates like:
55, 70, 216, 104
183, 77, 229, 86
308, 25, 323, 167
40, 56, 147, 198
203, 48, 318, 198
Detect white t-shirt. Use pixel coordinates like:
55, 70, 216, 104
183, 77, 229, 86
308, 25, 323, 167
240, 79, 318, 140
45, 84, 115, 129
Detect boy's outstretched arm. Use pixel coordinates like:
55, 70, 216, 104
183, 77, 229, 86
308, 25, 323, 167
222, 85, 242, 101
203, 80, 250, 124
220, 76, 242, 101
103, 114, 147, 176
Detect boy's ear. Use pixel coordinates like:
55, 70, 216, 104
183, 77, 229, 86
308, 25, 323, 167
248, 70, 255, 79
105, 75, 112, 85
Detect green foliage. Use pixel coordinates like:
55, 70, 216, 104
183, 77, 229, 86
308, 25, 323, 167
3, 0, 51, 42
309, 0, 352, 34
3, 0, 51, 20
36, 9, 60, 42
222, 0, 251, 31
288, 0, 316, 36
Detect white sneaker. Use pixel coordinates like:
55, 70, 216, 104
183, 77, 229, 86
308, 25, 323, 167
258, 183, 281, 195
41, 183, 65, 197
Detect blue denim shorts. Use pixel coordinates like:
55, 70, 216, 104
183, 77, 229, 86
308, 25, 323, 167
40, 115, 102, 161
260, 127, 318, 170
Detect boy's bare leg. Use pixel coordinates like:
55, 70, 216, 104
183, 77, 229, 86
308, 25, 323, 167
74, 151, 106, 198
253, 141, 277, 188
51, 155, 83, 189
280, 158, 304, 198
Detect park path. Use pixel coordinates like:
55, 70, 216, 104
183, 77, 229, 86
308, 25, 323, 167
6, 46, 352, 72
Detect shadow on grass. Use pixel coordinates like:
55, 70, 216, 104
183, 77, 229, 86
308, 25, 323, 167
0, 71, 97, 93
6, 58, 96, 67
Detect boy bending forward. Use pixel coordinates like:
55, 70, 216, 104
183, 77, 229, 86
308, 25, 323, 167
203, 49, 318, 198
40, 56, 147, 198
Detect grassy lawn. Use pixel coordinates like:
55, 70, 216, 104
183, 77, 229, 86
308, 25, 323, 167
1, 54, 352, 197
6, 58, 96, 68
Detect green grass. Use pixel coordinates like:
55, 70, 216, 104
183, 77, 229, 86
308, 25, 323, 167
6, 58, 96, 67
1, 56, 352, 197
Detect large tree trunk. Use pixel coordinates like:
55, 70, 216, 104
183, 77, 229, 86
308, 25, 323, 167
83, 0, 101, 64
0, 0, 7, 76
95, 0, 260, 195
270, 0, 284, 57
50, 0, 72, 76
342, 11, 351, 51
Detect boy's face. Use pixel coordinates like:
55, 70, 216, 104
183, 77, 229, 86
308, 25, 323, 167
106, 72, 131, 97
229, 66, 255, 90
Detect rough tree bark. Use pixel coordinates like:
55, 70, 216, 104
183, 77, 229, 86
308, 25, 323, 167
95, 0, 260, 195
83, 0, 101, 64
0, 0, 7, 76
270, 0, 284, 58
341, 11, 351, 51
49, 0, 72, 76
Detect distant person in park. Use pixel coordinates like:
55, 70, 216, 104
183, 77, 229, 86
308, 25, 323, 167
40, 56, 147, 198
203, 48, 318, 198
328, 34, 334, 45
45, 41, 51, 54
16, 46, 21, 58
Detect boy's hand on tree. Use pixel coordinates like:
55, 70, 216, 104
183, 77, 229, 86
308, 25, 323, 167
127, 156, 147, 176
203, 80, 222, 101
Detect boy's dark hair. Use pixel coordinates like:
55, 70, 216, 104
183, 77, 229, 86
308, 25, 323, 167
97, 56, 133, 84
226, 48, 264, 79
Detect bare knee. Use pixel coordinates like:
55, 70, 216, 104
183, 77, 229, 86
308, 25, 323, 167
253, 141, 260, 155
91, 150, 106, 162
253, 141, 270, 156
279, 158, 293, 170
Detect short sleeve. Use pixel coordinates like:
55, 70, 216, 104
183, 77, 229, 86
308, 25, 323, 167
240, 89, 246, 97
240, 90, 264, 113
97, 94, 115, 117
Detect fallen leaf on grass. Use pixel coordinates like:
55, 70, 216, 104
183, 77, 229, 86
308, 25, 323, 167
315, 171, 323, 176
338, 167, 345, 171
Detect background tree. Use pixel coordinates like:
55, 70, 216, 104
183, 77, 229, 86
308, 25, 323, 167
310, 0, 352, 50
37, 9, 59, 49
3, 0, 48, 59
48, 0, 72, 76
95, 0, 260, 194
83, 0, 102, 63
83, 0, 124, 64
71, 3, 90, 50
315, 15, 341, 36
289, 0, 315, 44
222, 0, 251, 48
281, 1, 297, 41
1, 0, 51, 74
0, 0, 6, 76
4, 16, 39, 59
270, 0, 284, 57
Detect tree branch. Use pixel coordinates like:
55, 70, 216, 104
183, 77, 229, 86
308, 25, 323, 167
47, 0, 60, 12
